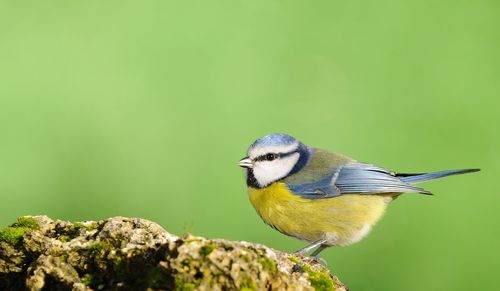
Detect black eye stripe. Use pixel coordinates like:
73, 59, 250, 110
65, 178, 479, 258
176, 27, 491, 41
254, 151, 297, 162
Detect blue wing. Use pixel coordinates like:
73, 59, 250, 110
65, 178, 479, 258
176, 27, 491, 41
287, 162, 431, 199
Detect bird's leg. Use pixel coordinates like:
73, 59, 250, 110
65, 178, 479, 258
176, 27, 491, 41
293, 239, 328, 256
310, 244, 328, 257
309, 244, 329, 266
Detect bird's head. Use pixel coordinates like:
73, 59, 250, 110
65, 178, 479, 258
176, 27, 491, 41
239, 133, 310, 188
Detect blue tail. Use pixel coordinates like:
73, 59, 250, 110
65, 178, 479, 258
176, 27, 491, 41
398, 169, 480, 184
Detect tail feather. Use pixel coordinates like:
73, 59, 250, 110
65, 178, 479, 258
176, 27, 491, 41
398, 169, 480, 184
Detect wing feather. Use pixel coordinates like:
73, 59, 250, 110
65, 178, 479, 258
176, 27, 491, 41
287, 162, 431, 199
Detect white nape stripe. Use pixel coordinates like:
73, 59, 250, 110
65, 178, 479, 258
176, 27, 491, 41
248, 141, 299, 159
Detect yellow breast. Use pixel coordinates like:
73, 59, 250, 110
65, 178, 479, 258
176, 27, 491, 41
248, 182, 393, 246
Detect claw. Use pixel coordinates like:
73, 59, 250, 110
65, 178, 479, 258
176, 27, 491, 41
308, 256, 328, 267
292, 250, 307, 256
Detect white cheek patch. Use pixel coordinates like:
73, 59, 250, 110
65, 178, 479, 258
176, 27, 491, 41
248, 142, 299, 159
253, 153, 300, 187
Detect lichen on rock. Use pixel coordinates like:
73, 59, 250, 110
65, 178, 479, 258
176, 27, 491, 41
0, 216, 346, 291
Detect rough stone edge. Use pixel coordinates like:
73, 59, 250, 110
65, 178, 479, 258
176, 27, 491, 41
0, 215, 347, 291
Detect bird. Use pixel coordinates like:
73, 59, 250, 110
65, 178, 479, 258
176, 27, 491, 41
238, 133, 479, 257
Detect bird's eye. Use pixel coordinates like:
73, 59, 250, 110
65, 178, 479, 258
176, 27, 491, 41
266, 153, 277, 161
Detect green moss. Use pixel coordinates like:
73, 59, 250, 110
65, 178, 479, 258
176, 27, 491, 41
85, 222, 99, 231
81, 273, 95, 286
81, 271, 108, 290
240, 253, 251, 262
59, 235, 70, 242
181, 258, 192, 266
81, 272, 108, 289
60, 225, 79, 239
240, 276, 258, 291
303, 265, 334, 291
67, 222, 84, 238
289, 255, 302, 264
175, 278, 197, 291
0, 227, 28, 245
258, 256, 277, 273
290, 254, 334, 290
199, 243, 217, 257
72, 221, 97, 231
0, 217, 39, 245
61, 221, 98, 242
87, 241, 112, 257
12, 217, 39, 230
113, 255, 123, 267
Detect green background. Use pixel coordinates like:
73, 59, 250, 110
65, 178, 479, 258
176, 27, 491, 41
1, 1, 498, 290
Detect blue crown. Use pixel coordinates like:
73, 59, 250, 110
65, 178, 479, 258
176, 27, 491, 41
250, 133, 297, 149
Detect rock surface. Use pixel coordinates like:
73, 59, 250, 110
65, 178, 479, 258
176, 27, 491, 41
0, 216, 347, 290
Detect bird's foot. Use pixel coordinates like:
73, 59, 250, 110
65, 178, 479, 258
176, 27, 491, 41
292, 250, 307, 257
308, 256, 328, 267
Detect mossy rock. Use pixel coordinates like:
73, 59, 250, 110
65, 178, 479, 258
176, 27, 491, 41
0, 217, 39, 245
0, 216, 346, 290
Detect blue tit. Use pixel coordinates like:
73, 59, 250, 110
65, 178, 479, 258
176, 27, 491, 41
238, 133, 479, 257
